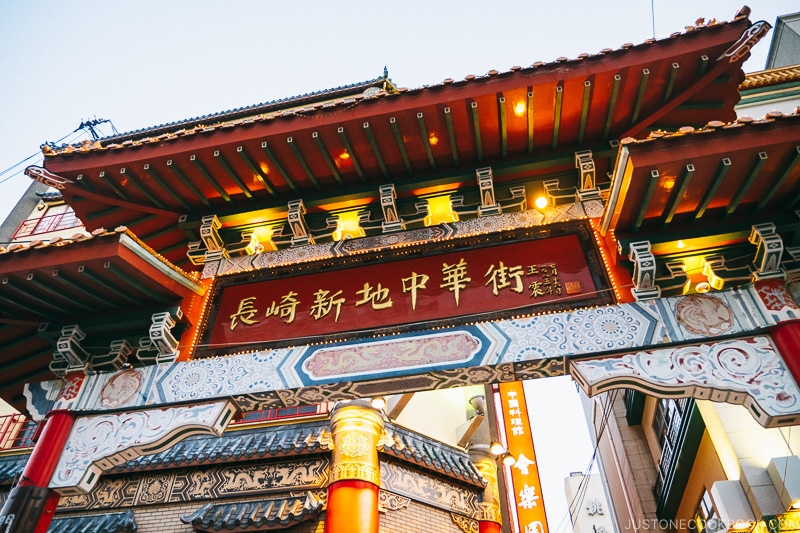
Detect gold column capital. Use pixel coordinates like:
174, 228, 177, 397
470, 446, 502, 524
330, 401, 385, 485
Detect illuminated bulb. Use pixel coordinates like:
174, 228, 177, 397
502, 453, 517, 466
677, 240, 685, 249
490, 442, 506, 456
790, 500, 800, 511
369, 397, 386, 414
534, 196, 548, 209
513, 101, 526, 117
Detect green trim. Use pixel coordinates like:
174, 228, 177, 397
120, 168, 166, 209
144, 164, 195, 212
762, 146, 800, 211
470, 102, 483, 164
214, 151, 254, 199
676, 101, 726, 110
79, 267, 140, 304
391, 117, 416, 174
498, 96, 508, 158
527, 91, 535, 154
697, 55, 709, 77
98, 171, 130, 202
417, 113, 437, 171
693, 158, 731, 221
49, 271, 123, 309
337, 128, 366, 183
25, 276, 96, 313
310, 134, 344, 188
662, 164, 695, 228
162, 162, 209, 208
363, 123, 390, 178
286, 138, 322, 191
726, 152, 767, 217
237, 146, 278, 197
624, 389, 646, 425
577, 81, 591, 146
632, 170, 659, 231
663, 63, 679, 103
552, 86, 563, 151
657, 401, 704, 520
630, 68, 650, 125
191, 156, 231, 202
603, 75, 621, 141
261, 141, 300, 195
739, 85, 800, 105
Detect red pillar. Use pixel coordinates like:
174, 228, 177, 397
0, 410, 75, 533
325, 401, 383, 533
770, 319, 800, 386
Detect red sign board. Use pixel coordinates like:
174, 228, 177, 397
203, 231, 601, 352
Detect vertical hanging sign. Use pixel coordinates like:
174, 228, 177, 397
499, 381, 549, 533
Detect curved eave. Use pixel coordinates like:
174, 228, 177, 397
0, 229, 204, 411
39, 17, 760, 268
603, 112, 800, 257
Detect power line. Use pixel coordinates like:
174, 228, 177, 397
0, 125, 101, 186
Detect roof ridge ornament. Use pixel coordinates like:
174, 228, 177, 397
717, 20, 771, 64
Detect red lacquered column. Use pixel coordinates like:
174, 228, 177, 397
325, 401, 384, 533
0, 409, 76, 533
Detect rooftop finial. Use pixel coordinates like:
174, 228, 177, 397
383, 66, 388, 79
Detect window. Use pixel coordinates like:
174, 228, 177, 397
231, 404, 326, 425
689, 490, 723, 533
12, 207, 82, 239
653, 397, 688, 497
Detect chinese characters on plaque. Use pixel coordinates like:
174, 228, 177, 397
208, 234, 595, 349
229, 259, 564, 331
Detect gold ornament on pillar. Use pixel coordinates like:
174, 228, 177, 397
472, 451, 502, 524
330, 402, 384, 486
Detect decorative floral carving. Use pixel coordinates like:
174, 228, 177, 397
571, 336, 800, 427
303, 331, 480, 378
330, 462, 380, 485
675, 294, 734, 336
51, 401, 234, 494
59, 458, 329, 510
378, 490, 411, 512
99, 369, 142, 409
452, 513, 480, 533
339, 433, 369, 458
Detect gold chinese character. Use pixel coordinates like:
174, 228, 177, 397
265, 291, 300, 324
402, 272, 429, 310
484, 261, 524, 296
529, 281, 545, 298
309, 289, 345, 321
230, 296, 260, 330
441, 258, 471, 306
355, 282, 393, 310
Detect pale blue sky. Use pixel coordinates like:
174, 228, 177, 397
0, 1, 795, 223
0, 1, 796, 530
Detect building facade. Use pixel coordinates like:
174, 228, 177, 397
1, 6, 800, 533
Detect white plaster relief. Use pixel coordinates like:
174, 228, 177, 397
570, 336, 800, 428
50, 400, 236, 495
28, 283, 795, 419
